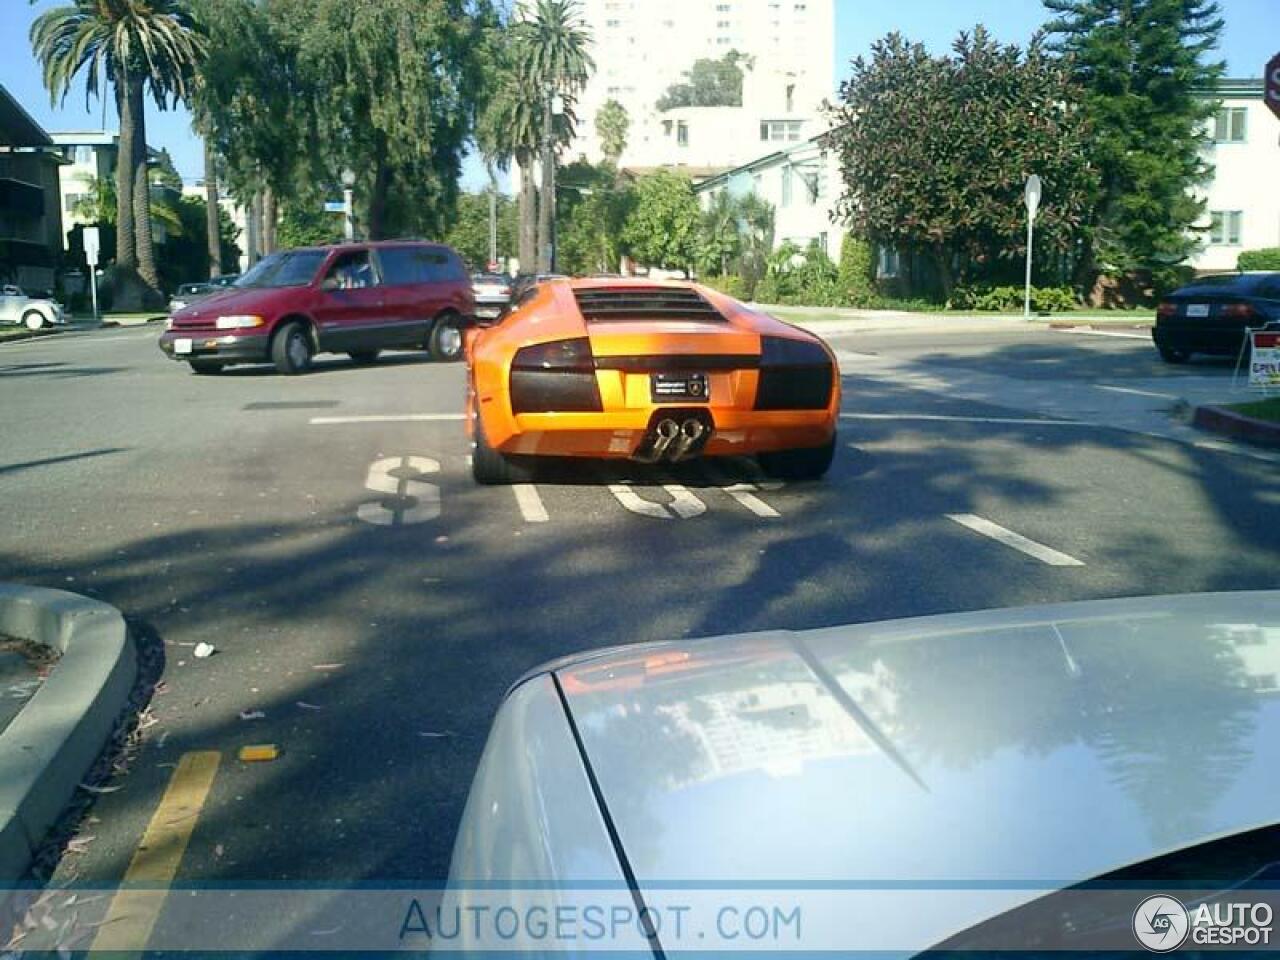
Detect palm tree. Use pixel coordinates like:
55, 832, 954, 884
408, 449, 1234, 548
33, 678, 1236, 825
595, 99, 629, 166
31, 0, 206, 308
70, 174, 184, 239
511, 0, 594, 271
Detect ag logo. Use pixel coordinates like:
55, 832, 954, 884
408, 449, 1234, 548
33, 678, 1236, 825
1133, 895, 1190, 952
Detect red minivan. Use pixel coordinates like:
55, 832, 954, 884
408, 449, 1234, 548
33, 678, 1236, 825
158, 241, 475, 375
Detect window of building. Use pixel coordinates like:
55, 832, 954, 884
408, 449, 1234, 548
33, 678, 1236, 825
877, 247, 901, 279
1213, 107, 1247, 143
605, 18, 620, 27
63, 192, 86, 213
677, 121, 689, 147
716, 2, 731, 9
786, 84, 795, 113
781, 165, 793, 207
73, 145, 94, 165
663, 119, 673, 137
717, 19, 730, 27
1209, 210, 1243, 245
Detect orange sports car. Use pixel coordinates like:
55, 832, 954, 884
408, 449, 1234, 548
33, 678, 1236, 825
464, 278, 840, 484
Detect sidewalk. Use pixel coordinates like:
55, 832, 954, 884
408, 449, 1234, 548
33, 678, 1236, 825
766, 303, 1151, 337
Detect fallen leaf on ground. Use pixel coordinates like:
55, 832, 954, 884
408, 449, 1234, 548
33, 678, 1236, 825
193, 642, 216, 659
239, 744, 279, 762
239, 710, 265, 721
418, 731, 455, 739
296, 701, 323, 711
311, 663, 345, 672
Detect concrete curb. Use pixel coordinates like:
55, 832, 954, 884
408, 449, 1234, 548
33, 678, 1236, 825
1193, 405, 1280, 450
99, 315, 164, 328
0, 327, 67, 346
0, 586, 136, 908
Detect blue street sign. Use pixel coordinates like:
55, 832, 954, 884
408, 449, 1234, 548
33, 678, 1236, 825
324, 201, 346, 213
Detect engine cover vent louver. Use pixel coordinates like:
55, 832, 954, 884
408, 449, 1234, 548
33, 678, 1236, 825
573, 287, 727, 323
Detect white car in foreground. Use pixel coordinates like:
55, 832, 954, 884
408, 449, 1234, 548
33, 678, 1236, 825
445, 592, 1280, 955
0, 285, 66, 330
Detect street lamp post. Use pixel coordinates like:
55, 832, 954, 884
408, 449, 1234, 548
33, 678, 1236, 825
341, 168, 357, 242
1023, 174, 1042, 321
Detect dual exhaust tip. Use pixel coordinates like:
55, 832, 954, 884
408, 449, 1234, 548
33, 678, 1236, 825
639, 417, 707, 463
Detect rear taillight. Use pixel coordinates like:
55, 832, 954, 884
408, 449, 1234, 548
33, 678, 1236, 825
510, 338, 602, 413
1156, 302, 1177, 318
755, 336, 834, 411
1221, 303, 1258, 320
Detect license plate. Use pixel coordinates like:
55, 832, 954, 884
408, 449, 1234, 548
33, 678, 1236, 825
174, 338, 193, 355
1186, 303, 1210, 318
651, 372, 709, 402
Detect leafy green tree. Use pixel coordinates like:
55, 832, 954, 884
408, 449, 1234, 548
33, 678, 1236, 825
444, 192, 518, 270
157, 195, 240, 288
556, 161, 635, 275
30, 0, 207, 308
1044, 0, 1225, 289
277, 203, 343, 250
595, 99, 630, 164
622, 171, 701, 273
696, 190, 743, 277
829, 28, 1097, 300
657, 51, 747, 110
70, 174, 183, 242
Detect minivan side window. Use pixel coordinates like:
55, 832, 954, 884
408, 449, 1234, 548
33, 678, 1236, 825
323, 250, 377, 290
379, 247, 432, 286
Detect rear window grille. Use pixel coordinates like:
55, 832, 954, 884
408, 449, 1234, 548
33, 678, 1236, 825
573, 287, 726, 322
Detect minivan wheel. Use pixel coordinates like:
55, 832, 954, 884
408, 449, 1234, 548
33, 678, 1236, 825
1157, 345, 1191, 364
272, 321, 313, 375
188, 359, 224, 375
429, 313, 464, 362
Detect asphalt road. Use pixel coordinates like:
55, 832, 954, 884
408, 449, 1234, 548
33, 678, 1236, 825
1, 321, 1278, 946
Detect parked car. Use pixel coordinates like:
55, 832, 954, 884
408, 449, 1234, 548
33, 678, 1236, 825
167, 282, 213, 314
158, 241, 475, 375
0, 285, 66, 330
446, 591, 1280, 954
465, 278, 839, 484
1153, 271, 1280, 363
207, 273, 240, 289
507, 272, 568, 305
471, 273, 512, 319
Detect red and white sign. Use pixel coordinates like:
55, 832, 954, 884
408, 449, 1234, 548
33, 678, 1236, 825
1251, 330, 1280, 388
1267, 53, 1280, 123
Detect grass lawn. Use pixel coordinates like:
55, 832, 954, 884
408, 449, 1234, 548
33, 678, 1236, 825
1228, 397, 1280, 423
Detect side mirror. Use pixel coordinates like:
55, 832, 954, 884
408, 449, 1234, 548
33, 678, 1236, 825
320, 275, 341, 292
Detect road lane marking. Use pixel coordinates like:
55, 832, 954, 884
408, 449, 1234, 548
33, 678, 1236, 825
841, 413, 1087, 426
1094, 384, 1178, 400
357, 456, 441, 525
1050, 327, 1151, 340
608, 483, 675, 519
512, 484, 549, 522
946, 514, 1085, 567
310, 414, 465, 425
702, 462, 782, 517
89, 751, 221, 953
663, 483, 707, 518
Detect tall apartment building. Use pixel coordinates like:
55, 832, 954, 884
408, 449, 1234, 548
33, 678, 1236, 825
569, 0, 835, 174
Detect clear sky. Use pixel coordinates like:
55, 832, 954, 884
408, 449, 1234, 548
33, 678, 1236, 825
2, 0, 1275, 193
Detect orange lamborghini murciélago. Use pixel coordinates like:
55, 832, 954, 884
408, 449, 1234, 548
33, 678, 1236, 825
464, 278, 840, 485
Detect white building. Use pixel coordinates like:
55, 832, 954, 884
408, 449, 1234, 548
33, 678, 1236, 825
568, 0, 835, 174
50, 131, 176, 249
1192, 78, 1280, 273
695, 132, 847, 262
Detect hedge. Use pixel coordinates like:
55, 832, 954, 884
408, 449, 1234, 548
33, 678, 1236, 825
1239, 248, 1280, 271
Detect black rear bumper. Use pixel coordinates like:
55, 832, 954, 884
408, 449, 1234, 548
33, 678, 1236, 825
1152, 324, 1251, 356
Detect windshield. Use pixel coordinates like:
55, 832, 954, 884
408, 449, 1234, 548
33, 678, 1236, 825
235, 251, 326, 288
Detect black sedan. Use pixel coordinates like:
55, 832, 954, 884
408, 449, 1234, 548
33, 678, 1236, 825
1153, 272, 1280, 363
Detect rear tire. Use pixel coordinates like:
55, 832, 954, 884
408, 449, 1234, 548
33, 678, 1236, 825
348, 350, 380, 364
272, 321, 313, 375
758, 434, 836, 481
23, 311, 45, 331
429, 312, 465, 362
188, 359, 223, 375
1157, 345, 1191, 364
472, 411, 533, 485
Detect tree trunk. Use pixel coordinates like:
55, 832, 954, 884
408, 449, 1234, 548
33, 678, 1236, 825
248, 191, 264, 264
518, 160, 537, 273
933, 244, 955, 305
129, 75, 161, 304
537, 96, 554, 273
112, 70, 141, 312
262, 185, 277, 254
204, 139, 222, 277
367, 137, 391, 240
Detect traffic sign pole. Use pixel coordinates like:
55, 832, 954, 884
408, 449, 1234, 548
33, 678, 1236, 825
1023, 175, 1042, 321
83, 226, 101, 325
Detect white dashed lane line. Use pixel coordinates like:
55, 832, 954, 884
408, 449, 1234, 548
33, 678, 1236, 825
512, 484, 550, 523
841, 413, 1088, 426
946, 514, 1085, 567
1094, 384, 1179, 400
310, 414, 465, 425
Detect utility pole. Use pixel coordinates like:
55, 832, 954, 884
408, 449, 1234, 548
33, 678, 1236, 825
341, 168, 357, 243
1023, 175, 1042, 320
